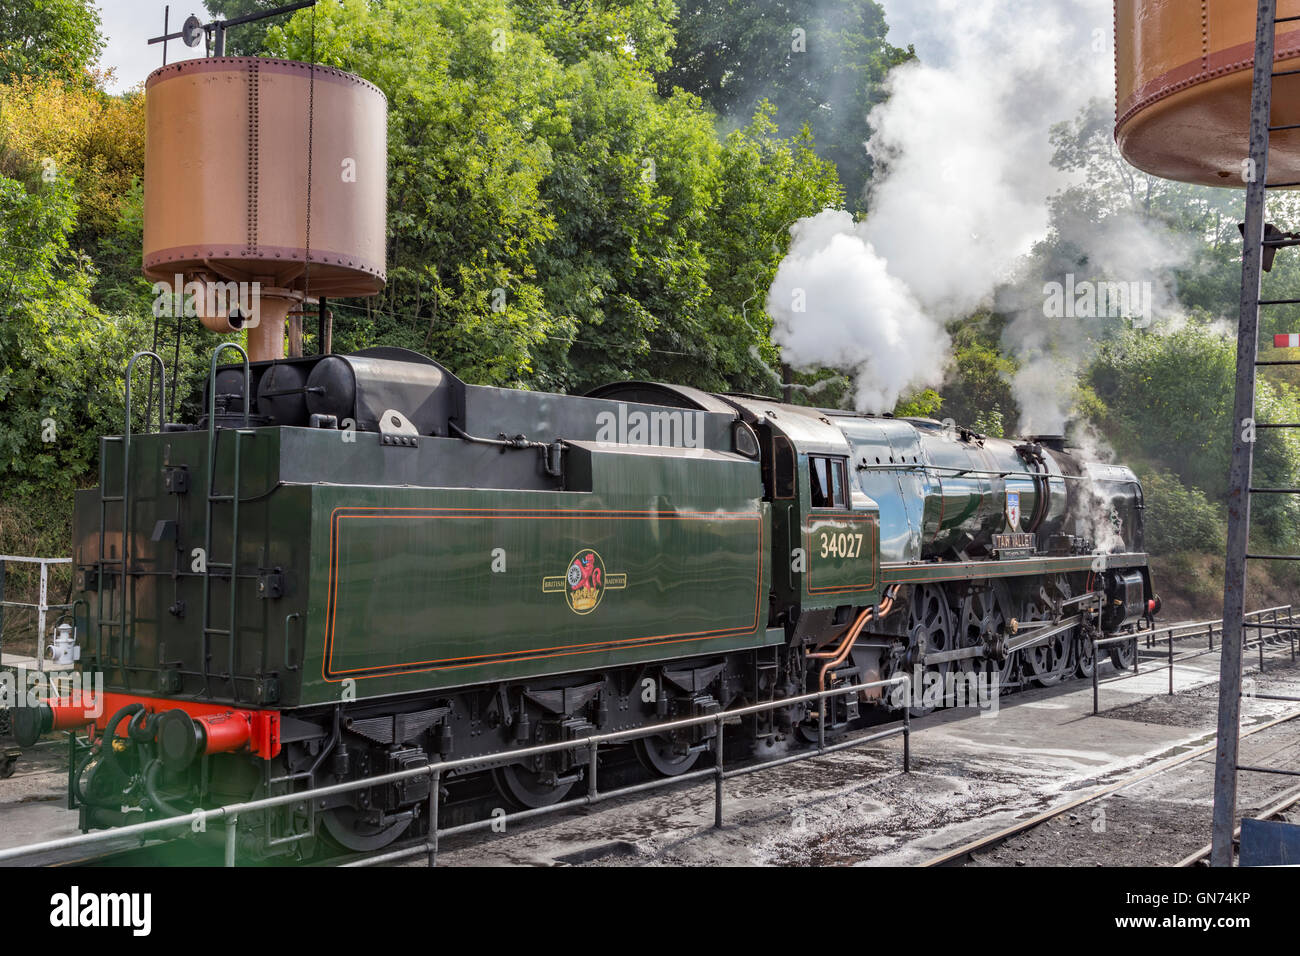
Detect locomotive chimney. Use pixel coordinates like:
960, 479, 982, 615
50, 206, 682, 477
142, 58, 388, 362
1028, 434, 1066, 453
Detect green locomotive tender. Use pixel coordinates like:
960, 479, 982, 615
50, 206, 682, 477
23, 346, 1156, 854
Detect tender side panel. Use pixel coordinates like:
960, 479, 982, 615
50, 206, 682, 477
299, 448, 772, 702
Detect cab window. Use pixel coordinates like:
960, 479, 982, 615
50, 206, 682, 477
809, 456, 848, 509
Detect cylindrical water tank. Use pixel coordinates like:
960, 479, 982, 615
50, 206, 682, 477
1115, 0, 1300, 186
143, 57, 387, 359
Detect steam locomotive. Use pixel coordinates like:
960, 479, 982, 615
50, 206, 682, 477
13, 345, 1157, 856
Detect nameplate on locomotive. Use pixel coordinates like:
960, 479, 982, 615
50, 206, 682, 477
991, 532, 1037, 559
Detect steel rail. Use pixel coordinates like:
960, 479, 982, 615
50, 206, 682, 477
920, 708, 1300, 867
1176, 783, 1300, 867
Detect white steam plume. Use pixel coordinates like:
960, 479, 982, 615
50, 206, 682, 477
767, 0, 1155, 419
766, 210, 947, 413
998, 158, 1195, 435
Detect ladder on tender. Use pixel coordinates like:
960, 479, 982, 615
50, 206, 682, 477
1212, 0, 1300, 867
95, 352, 167, 691
200, 344, 254, 702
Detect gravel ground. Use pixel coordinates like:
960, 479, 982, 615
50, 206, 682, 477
424, 648, 1300, 867
964, 719, 1300, 867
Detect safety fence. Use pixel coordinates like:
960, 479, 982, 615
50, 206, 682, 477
1090, 604, 1299, 715
0, 556, 73, 672
0, 675, 912, 868
6, 603, 1299, 867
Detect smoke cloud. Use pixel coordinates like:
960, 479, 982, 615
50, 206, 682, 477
766, 210, 947, 412
767, 0, 1186, 423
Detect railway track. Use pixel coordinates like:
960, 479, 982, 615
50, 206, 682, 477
920, 708, 1300, 867
1175, 786, 1300, 866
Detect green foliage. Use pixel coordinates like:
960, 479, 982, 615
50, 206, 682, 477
0, 170, 151, 507
0, 0, 102, 84
0, 76, 148, 313
940, 314, 1018, 431
514, 0, 679, 72
702, 107, 842, 395
1088, 325, 1300, 548
1089, 326, 1233, 496
1138, 468, 1225, 555
660, 0, 912, 208
269, 0, 842, 392
893, 388, 941, 419
269, 0, 567, 385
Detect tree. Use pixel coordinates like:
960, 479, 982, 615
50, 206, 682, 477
1138, 468, 1225, 555
1089, 325, 1300, 547
0, 168, 151, 530
0, 0, 102, 84
697, 105, 842, 395
940, 313, 1018, 432
658, 0, 912, 208
513, 0, 678, 73
269, 0, 844, 392
201, 0, 296, 57
269, 0, 567, 384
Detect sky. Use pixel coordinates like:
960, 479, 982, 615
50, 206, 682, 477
98, 1, 213, 93
97, 0, 978, 95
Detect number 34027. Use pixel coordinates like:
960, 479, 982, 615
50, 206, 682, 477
818, 532, 864, 559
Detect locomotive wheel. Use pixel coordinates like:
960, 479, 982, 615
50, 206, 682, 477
1022, 584, 1070, 688
958, 583, 1012, 680
1074, 632, 1097, 678
634, 734, 701, 776
492, 764, 576, 810
1051, 577, 1094, 679
904, 585, 956, 713
322, 806, 412, 853
1108, 634, 1139, 671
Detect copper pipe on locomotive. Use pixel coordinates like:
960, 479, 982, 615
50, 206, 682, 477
809, 586, 899, 693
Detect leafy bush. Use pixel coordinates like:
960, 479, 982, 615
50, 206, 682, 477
1139, 468, 1225, 555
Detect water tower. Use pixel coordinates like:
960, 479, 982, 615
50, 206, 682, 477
1115, 0, 1300, 187
142, 53, 387, 361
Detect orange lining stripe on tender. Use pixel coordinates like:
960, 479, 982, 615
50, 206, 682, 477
350, 631, 761, 677
322, 506, 764, 681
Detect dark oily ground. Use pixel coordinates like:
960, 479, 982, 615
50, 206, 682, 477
423, 649, 1300, 866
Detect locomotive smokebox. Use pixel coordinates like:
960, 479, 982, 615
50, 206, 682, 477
142, 57, 388, 361
1115, 0, 1300, 187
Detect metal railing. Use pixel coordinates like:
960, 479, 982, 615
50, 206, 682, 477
0, 675, 912, 868
9, 602, 1294, 866
0, 556, 73, 673
1090, 605, 1300, 715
